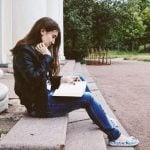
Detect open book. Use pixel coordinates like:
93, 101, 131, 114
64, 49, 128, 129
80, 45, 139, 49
52, 81, 86, 97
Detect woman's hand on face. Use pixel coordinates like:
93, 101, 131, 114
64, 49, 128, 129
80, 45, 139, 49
35, 43, 51, 56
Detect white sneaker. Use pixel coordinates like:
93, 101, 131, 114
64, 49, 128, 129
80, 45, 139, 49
109, 134, 139, 147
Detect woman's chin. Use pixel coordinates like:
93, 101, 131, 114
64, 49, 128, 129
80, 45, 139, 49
47, 43, 52, 47
44, 43, 49, 48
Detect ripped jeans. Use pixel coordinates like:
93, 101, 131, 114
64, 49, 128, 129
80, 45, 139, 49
47, 75, 121, 141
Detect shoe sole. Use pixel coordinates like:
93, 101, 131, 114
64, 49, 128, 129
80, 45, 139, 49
109, 140, 139, 147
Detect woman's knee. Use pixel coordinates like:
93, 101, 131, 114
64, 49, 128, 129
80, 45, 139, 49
82, 92, 95, 105
82, 92, 102, 108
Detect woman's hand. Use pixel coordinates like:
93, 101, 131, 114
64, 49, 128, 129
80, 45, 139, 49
35, 43, 51, 56
61, 76, 81, 84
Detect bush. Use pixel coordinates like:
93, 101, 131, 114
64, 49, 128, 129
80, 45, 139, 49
138, 44, 150, 53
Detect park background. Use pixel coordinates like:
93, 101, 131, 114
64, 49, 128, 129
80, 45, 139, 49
64, 0, 150, 62
0, 0, 150, 150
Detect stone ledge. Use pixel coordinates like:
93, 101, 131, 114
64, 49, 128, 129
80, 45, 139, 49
0, 69, 4, 78
0, 115, 68, 150
0, 60, 76, 150
0, 96, 8, 113
81, 64, 134, 150
0, 83, 9, 101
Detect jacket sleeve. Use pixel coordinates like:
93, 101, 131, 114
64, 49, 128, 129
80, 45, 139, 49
14, 47, 53, 87
50, 76, 62, 90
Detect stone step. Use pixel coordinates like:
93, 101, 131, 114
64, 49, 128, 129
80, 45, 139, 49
0, 60, 76, 150
73, 62, 82, 75
81, 64, 134, 150
0, 75, 18, 99
0, 96, 8, 113
0, 115, 68, 150
74, 63, 95, 83
0, 69, 4, 78
60, 60, 75, 76
0, 83, 9, 113
66, 112, 107, 150
65, 62, 107, 150
0, 83, 9, 101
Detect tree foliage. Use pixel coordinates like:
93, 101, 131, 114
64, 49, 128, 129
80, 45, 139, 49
64, 0, 150, 60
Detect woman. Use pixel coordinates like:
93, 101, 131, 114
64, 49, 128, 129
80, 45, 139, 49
11, 17, 139, 147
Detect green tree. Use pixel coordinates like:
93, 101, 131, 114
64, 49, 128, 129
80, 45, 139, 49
64, 0, 94, 60
64, 0, 150, 60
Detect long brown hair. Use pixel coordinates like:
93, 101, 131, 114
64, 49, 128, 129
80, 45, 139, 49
11, 17, 61, 75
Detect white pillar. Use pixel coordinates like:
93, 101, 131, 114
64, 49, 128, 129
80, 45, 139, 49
58, 0, 65, 61
47, 0, 65, 61
12, 0, 47, 46
0, 0, 2, 63
0, 0, 65, 65
0, 0, 12, 64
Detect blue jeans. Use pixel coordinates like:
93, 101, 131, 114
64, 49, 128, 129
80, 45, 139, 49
47, 75, 121, 141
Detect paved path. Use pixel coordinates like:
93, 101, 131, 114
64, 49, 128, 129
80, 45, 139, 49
87, 59, 150, 150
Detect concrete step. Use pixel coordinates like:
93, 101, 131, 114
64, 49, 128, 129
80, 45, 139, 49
0, 69, 4, 78
0, 83, 9, 113
0, 60, 76, 150
81, 64, 134, 150
75, 64, 95, 83
74, 63, 95, 83
73, 62, 83, 75
0, 96, 8, 113
66, 110, 107, 150
0, 115, 68, 150
0, 83, 9, 101
65, 62, 107, 150
60, 60, 75, 76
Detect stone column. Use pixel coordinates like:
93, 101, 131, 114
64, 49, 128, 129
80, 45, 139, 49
0, 0, 2, 64
0, 0, 12, 65
12, 0, 47, 47
47, 0, 65, 61
0, 0, 65, 65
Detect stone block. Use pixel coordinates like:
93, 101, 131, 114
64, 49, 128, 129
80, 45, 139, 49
0, 83, 9, 101
0, 96, 8, 113
0, 69, 4, 78
0, 115, 68, 150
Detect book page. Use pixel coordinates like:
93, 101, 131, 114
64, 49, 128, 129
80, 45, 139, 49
53, 81, 86, 97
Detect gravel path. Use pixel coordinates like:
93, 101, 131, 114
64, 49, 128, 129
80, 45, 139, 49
87, 59, 150, 150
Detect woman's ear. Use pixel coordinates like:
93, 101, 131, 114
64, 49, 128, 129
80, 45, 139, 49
40, 29, 46, 35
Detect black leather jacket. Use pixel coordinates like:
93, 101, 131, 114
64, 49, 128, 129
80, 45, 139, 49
13, 44, 60, 117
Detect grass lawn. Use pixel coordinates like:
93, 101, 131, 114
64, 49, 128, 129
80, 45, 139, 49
109, 50, 150, 62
